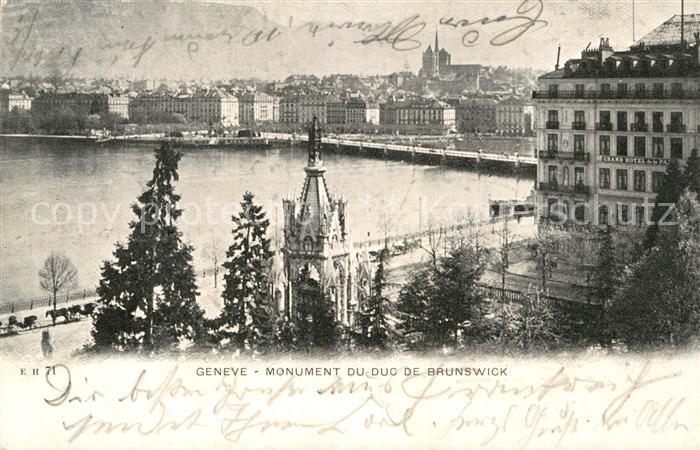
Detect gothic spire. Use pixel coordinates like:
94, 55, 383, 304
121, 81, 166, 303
307, 115, 323, 168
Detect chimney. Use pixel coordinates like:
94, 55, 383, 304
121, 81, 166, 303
555, 46, 561, 70
695, 32, 699, 64
599, 37, 613, 64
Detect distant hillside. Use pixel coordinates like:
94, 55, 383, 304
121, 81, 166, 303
1, 0, 286, 79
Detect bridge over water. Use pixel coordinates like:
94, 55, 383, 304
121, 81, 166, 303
261, 132, 537, 169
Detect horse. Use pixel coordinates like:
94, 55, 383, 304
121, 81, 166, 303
46, 308, 69, 324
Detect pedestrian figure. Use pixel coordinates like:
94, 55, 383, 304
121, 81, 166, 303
41, 330, 53, 357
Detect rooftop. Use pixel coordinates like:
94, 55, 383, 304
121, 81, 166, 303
635, 14, 700, 47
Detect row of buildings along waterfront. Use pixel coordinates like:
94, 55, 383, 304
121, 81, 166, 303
1, 87, 533, 134
534, 14, 700, 227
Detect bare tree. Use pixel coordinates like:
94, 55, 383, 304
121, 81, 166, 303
376, 198, 396, 250
496, 215, 516, 295
421, 215, 444, 268
39, 252, 78, 325
531, 225, 566, 291
202, 236, 225, 288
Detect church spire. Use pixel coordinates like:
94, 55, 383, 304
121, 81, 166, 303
435, 29, 439, 53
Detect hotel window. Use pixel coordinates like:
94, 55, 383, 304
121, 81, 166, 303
599, 168, 611, 188
616, 135, 628, 156
671, 138, 683, 159
634, 111, 646, 129
547, 134, 558, 151
616, 169, 628, 190
617, 111, 627, 131
548, 165, 558, 184
634, 83, 646, 96
652, 137, 664, 158
633, 170, 646, 192
548, 84, 559, 96
636, 205, 646, 225
547, 110, 558, 122
652, 171, 664, 193
652, 83, 664, 97
652, 112, 663, 132
574, 135, 585, 153
574, 84, 585, 97
634, 136, 646, 157
599, 205, 609, 225
600, 83, 612, 95
574, 167, 584, 186
599, 135, 610, 155
599, 110, 611, 126
670, 112, 683, 131
618, 204, 630, 223
671, 82, 683, 96
574, 110, 585, 127
617, 83, 628, 96
574, 203, 586, 222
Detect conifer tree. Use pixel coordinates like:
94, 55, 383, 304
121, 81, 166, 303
588, 226, 618, 345
217, 192, 275, 350
613, 190, 700, 347
92, 142, 204, 351
396, 266, 434, 340
683, 148, 700, 197
396, 240, 485, 347
645, 158, 684, 248
356, 248, 395, 349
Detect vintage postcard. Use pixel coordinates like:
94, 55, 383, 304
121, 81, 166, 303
1, 0, 699, 448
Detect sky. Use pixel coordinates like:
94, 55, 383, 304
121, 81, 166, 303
235, 0, 699, 73
1, 0, 697, 79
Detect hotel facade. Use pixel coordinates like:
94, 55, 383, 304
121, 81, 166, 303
533, 16, 700, 227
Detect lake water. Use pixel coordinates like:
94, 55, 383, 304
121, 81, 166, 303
0, 139, 534, 301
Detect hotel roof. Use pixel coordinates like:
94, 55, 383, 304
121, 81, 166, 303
635, 14, 700, 47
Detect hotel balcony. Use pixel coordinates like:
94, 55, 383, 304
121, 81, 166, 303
631, 123, 648, 132
538, 181, 591, 196
532, 89, 700, 100
545, 121, 560, 129
596, 122, 613, 131
572, 121, 586, 130
538, 150, 590, 161
666, 123, 686, 133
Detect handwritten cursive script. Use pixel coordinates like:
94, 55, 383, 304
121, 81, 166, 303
440, 0, 547, 47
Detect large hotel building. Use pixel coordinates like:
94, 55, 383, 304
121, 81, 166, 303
533, 15, 699, 227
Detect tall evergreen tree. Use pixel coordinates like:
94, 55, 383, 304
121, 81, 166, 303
612, 190, 700, 348
645, 158, 684, 248
683, 148, 700, 197
396, 266, 435, 341
92, 142, 204, 351
588, 226, 619, 345
396, 240, 486, 347
217, 192, 274, 351
356, 248, 395, 349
